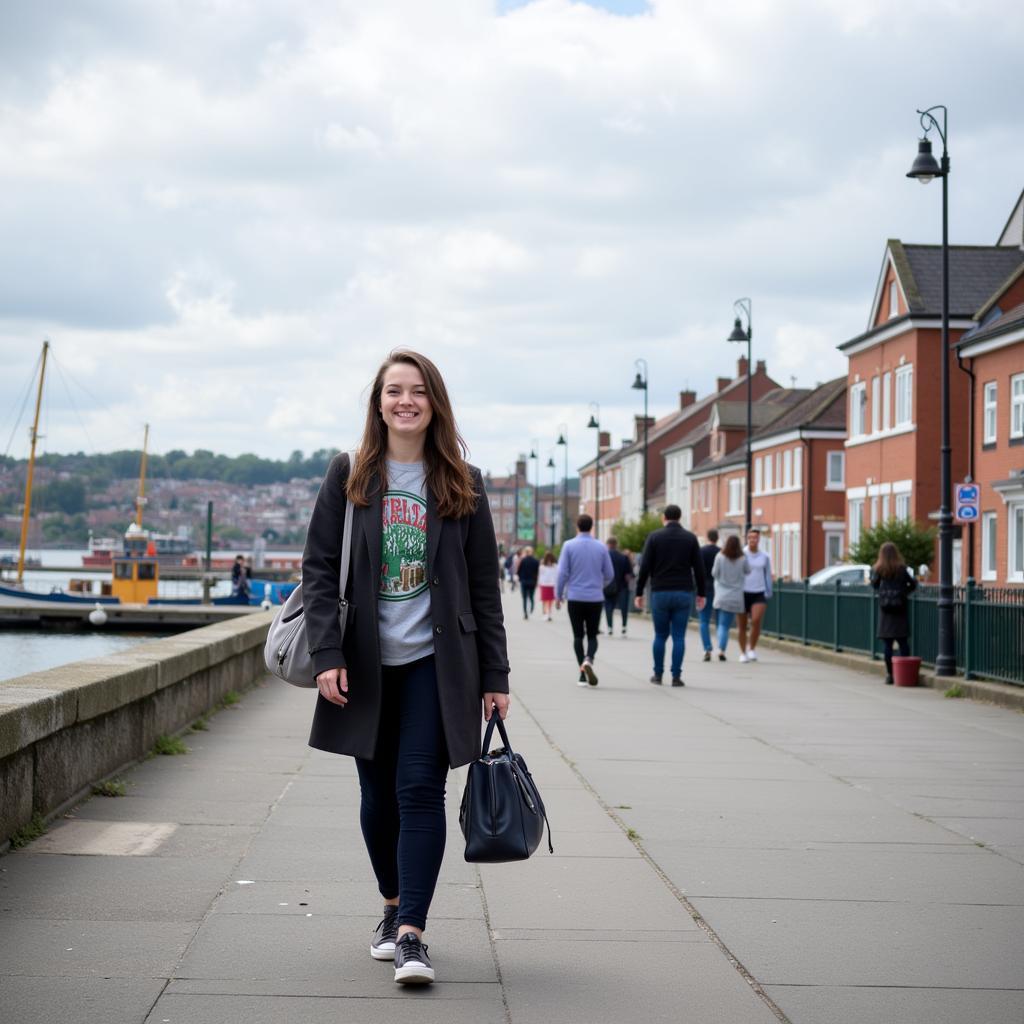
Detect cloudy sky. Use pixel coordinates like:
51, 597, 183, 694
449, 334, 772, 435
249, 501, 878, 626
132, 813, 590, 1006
2, 0, 1021, 480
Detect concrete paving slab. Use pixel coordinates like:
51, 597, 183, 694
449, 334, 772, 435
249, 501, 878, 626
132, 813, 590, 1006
67, 796, 275, 827
0, 976, 166, 1024
0, 918, 197, 977
764, 984, 1024, 1024
31, 819, 178, 856
145, 990, 508, 1024
689, 896, 1024, 989
165, 977, 503, 1000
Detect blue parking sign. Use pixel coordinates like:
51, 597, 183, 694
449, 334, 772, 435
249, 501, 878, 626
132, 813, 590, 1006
956, 483, 979, 504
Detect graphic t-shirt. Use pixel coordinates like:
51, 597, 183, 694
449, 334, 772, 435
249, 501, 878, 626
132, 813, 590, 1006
378, 460, 435, 666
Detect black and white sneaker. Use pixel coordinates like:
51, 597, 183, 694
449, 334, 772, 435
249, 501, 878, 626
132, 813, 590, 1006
370, 905, 399, 960
394, 932, 434, 985
582, 659, 598, 686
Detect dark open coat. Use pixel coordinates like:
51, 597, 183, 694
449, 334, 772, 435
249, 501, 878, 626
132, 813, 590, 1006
302, 453, 510, 769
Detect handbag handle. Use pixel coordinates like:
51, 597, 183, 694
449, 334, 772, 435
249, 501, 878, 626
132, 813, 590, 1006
337, 452, 357, 602
481, 710, 514, 757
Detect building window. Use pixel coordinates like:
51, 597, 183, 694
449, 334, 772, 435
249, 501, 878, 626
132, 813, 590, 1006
1010, 503, 1024, 582
983, 381, 997, 444
889, 278, 899, 318
895, 365, 913, 427
1012, 374, 1024, 439
764, 454, 774, 492
849, 499, 864, 547
775, 453, 782, 491
882, 493, 890, 522
791, 527, 801, 580
781, 526, 791, 577
783, 449, 793, 489
871, 376, 880, 433
793, 446, 803, 488
826, 530, 843, 566
850, 382, 867, 436
981, 511, 997, 581
895, 492, 910, 521
870, 496, 879, 527
727, 478, 745, 515
754, 457, 764, 495
882, 371, 891, 431
826, 451, 844, 489
503, 493, 515, 508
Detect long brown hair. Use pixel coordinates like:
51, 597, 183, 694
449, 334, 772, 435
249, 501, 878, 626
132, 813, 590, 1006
873, 541, 905, 579
347, 349, 477, 519
722, 534, 743, 560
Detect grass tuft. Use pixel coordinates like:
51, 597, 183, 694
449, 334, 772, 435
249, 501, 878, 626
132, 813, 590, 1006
614, 804, 632, 810
625, 827, 641, 841
190, 716, 209, 732
220, 690, 241, 708
152, 734, 189, 756
92, 779, 127, 798
944, 684, 966, 699
10, 813, 47, 849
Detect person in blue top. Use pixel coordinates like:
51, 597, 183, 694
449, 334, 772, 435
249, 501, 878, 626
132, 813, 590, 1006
556, 513, 614, 687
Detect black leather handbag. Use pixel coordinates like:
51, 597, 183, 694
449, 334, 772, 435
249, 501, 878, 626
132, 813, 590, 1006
460, 714, 553, 863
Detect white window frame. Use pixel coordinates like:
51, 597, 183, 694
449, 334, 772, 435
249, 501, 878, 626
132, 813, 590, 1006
981, 511, 997, 582
1011, 374, 1024, 440
983, 381, 997, 445
895, 365, 913, 427
1010, 502, 1024, 583
826, 451, 845, 490
849, 499, 865, 547
895, 492, 910, 521
870, 496, 879, 527
882, 371, 892, 431
727, 478, 744, 516
780, 526, 791, 577
754, 457, 764, 495
825, 528, 843, 566
775, 453, 783, 491
764, 454, 774, 492
889, 278, 899, 319
871, 376, 880, 433
881, 493, 890, 522
791, 526, 801, 581
783, 449, 793, 489
793, 446, 802, 489
850, 382, 867, 437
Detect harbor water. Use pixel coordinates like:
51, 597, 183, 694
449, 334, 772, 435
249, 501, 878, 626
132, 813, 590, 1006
0, 630, 164, 683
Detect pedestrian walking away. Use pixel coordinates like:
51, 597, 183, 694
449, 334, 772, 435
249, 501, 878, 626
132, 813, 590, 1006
634, 505, 706, 687
538, 551, 559, 620
603, 536, 633, 636
516, 546, 540, 619
870, 541, 917, 684
556, 513, 613, 687
505, 551, 518, 591
737, 528, 772, 663
698, 529, 720, 661
301, 349, 510, 987
711, 535, 750, 661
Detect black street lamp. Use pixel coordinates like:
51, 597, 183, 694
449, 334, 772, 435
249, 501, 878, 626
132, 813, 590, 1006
556, 425, 569, 542
907, 103, 955, 677
587, 403, 601, 538
727, 299, 753, 535
546, 456, 557, 547
632, 358, 649, 516
528, 442, 540, 546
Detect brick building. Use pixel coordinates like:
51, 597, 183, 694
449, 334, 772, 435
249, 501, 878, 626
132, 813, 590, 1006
838, 192, 1024, 579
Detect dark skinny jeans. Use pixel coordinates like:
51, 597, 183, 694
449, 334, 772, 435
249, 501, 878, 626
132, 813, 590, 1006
604, 588, 630, 630
521, 582, 537, 617
568, 600, 603, 665
355, 655, 448, 931
882, 637, 910, 677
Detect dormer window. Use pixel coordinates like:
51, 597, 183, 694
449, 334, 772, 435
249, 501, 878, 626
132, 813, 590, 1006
889, 278, 900, 319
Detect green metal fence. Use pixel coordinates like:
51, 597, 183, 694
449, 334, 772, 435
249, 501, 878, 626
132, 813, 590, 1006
760, 580, 1024, 686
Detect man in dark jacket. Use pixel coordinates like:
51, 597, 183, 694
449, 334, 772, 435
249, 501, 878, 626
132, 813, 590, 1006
604, 537, 633, 636
516, 547, 540, 619
634, 505, 706, 686
698, 529, 720, 661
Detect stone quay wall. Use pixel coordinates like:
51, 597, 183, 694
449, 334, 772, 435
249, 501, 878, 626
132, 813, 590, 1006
0, 611, 275, 847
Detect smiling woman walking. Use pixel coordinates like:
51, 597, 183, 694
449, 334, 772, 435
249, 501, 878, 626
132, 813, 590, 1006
301, 350, 510, 986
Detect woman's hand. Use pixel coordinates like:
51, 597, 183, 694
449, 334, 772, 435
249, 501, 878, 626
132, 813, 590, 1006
315, 667, 349, 706
483, 692, 510, 721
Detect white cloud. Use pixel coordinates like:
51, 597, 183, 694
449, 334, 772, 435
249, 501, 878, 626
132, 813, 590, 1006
1, 0, 1022, 479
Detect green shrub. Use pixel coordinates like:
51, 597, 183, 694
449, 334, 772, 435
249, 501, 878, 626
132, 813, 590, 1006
608, 512, 663, 555
846, 518, 937, 570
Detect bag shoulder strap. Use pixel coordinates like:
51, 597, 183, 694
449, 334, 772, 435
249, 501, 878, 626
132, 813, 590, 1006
339, 451, 357, 596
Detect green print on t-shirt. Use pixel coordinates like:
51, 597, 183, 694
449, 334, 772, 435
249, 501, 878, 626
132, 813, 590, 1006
380, 489, 428, 601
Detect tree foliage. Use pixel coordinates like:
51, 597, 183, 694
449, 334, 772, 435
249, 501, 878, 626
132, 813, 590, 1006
846, 517, 937, 570
608, 512, 664, 554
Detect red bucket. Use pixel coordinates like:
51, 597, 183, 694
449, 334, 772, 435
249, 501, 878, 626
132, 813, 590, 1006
892, 656, 922, 687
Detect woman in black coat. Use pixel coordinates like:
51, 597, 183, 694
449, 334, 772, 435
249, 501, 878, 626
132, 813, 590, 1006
870, 541, 917, 685
302, 350, 510, 985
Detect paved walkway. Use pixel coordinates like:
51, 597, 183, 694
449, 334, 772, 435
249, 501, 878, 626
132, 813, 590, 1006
2, 593, 1023, 1023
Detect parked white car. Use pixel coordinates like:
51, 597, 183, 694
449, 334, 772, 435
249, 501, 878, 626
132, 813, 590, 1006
806, 564, 871, 588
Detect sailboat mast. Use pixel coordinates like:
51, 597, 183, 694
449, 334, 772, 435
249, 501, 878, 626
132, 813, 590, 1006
17, 341, 50, 585
135, 423, 150, 528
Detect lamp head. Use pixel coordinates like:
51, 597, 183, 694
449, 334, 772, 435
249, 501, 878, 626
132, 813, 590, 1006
907, 137, 941, 183
529, 449, 537, 460
546, 457, 555, 468
727, 317, 748, 343
556, 433, 566, 446
586, 415, 599, 430
631, 372, 646, 391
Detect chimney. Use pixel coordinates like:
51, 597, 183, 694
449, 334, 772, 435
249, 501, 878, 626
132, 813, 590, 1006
515, 457, 527, 479
634, 414, 655, 442
679, 389, 696, 409
737, 355, 749, 378
716, 376, 731, 392
755, 359, 766, 375
598, 430, 611, 452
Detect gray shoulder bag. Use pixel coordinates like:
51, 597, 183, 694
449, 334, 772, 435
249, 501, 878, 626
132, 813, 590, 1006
264, 455, 355, 687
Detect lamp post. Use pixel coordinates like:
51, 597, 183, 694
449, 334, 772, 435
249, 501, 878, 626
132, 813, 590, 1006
907, 104, 955, 677
587, 403, 601, 538
727, 300, 753, 535
556, 425, 569, 542
631, 358, 649, 517
528, 442, 540, 546
546, 456, 557, 547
